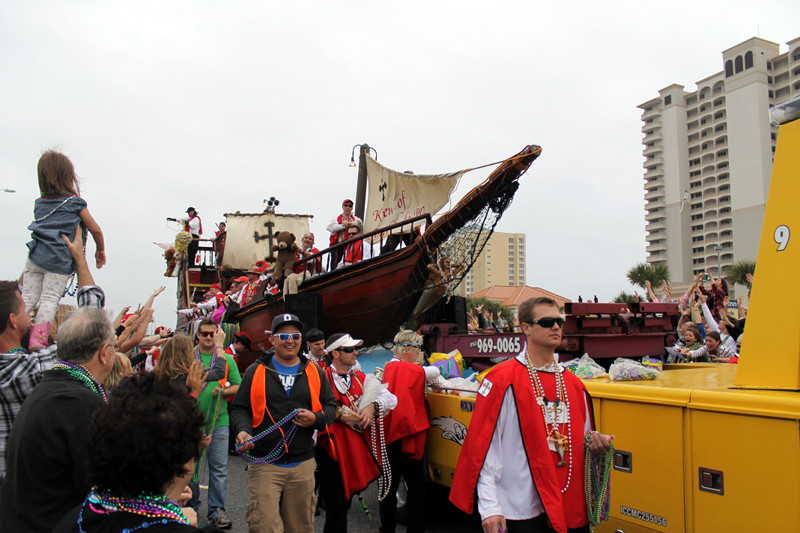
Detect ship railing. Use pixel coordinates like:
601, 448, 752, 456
295, 213, 433, 274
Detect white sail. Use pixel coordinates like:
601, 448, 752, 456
364, 155, 466, 234
221, 213, 312, 268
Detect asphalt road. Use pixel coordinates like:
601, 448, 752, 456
197, 455, 481, 532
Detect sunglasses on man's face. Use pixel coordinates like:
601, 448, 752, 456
337, 346, 357, 353
275, 332, 302, 342
524, 317, 565, 328
343, 203, 353, 207
198, 331, 215, 338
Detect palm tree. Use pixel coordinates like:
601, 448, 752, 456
726, 260, 756, 288
613, 291, 637, 304
626, 262, 670, 291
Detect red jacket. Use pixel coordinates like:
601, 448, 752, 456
317, 367, 380, 498
449, 359, 592, 533
382, 360, 429, 460
343, 240, 363, 264
329, 214, 356, 247
293, 248, 322, 275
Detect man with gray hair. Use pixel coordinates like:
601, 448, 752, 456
0, 235, 114, 532
379, 328, 440, 533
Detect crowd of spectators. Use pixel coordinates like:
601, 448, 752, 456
0, 208, 447, 532
467, 304, 518, 334
651, 271, 746, 364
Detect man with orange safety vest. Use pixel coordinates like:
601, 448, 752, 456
231, 313, 336, 533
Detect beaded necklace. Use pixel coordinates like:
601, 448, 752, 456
524, 353, 573, 493
265, 365, 304, 377
371, 404, 392, 501
191, 347, 225, 484
192, 389, 225, 484
235, 409, 302, 464
33, 195, 76, 222
369, 366, 392, 501
584, 432, 614, 526
52, 360, 108, 403
4, 346, 28, 355
79, 488, 189, 533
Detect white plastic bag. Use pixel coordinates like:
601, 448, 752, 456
563, 353, 608, 379
609, 357, 660, 381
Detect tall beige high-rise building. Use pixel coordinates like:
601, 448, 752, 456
638, 36, 800, 284
458, 231, 526, 297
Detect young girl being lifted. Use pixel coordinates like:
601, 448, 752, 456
23, 150, 106, 350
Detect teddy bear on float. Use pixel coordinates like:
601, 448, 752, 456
270, 231, 299, 289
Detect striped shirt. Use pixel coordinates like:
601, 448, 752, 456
0, 284, 104, 479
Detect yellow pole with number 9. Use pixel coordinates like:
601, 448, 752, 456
733, 112, 800, 390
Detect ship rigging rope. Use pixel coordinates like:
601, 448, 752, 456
320, 174, 521, 323
462, 147, 543, 172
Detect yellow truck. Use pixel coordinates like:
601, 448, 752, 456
426, 96, 800, 532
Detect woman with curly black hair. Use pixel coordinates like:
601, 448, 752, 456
53, 373, 224, 532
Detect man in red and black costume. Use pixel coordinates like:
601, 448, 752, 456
337, 223, 373, 268
326, 199, 362, 270
316, 333, 396, 533
450, 297, 612, 533
184, 206, 203, 268
379, 328, 440, 533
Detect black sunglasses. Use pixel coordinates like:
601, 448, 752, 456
343, 203, 353, 207
524, 317, 565, 328
337, 346, 357, 353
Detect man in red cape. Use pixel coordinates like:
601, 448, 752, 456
450, 297, 612, 533
316, 333, 396, 533
379, 328, 441, 533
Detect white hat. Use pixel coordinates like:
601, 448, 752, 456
325, 333, 364, 352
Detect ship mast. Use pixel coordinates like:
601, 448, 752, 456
354, 143, 373, 221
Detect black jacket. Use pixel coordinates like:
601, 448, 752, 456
230, 354, 335, 464
0, 370, 104, 532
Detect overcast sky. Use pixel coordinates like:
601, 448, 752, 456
1, 1, 798, 326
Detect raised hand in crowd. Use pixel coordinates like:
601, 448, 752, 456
662, 280, 672, 302
142, 285, 166, 311
112, 305, 131, 330
185, 360, 207, 398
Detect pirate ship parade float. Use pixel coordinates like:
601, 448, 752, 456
172, 144, 542, 349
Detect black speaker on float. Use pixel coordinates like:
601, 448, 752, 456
423, 295, 467, 331
285, 293, 324, 333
